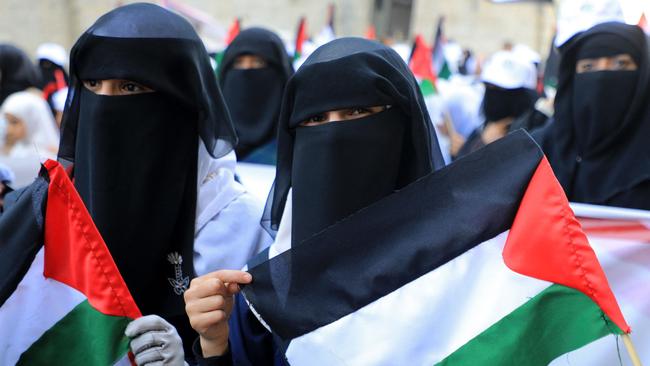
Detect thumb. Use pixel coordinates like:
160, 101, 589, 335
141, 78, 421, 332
125, 315, 171, 338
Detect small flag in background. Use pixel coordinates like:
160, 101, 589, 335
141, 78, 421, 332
432, 16, 452, 80
638, 12, 650, 35
409, 34, 438, 96
365, 25, 376, 40
0, 160, 141, 365
241, 131, 631, 366
294, 16, 307, 61
225, 17, 241, 45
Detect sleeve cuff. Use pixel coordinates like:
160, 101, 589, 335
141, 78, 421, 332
192, 337, 233, 366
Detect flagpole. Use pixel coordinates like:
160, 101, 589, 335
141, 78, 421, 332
622, 333, 643, 366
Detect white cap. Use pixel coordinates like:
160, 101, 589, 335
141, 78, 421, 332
481, 50, 537, 90
36, 43, 68, 68
512, 43, 541, 64
556, 0, 625, 47
52, 87, 69, 112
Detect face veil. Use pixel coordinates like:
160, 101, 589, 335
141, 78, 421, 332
57, 3, 237, 346
540, 22, 650, 207
219, 28, 294, 159
265, 37, 446, 243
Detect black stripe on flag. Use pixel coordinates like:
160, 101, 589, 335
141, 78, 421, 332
0, 175, 48, 306
242, 130, 544, 340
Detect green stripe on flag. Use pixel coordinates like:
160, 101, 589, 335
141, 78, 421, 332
18, 300, 131, 365
438, 61, 451, 80
419, 78, 436, 97
436, 284, 623, 366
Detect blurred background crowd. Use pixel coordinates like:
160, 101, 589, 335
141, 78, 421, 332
0, 0, 649, 206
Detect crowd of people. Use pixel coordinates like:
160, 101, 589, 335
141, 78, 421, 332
1, 2, 648, 365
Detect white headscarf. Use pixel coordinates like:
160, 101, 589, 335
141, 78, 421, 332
1, 91, 59, 158
195, 140, 246, 233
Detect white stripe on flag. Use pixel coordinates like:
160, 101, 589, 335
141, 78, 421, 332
0, 247, 86, 366
570, 202, 650, 221
284, 232, 552, 366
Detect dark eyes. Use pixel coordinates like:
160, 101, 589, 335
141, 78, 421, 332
122, 82, 141, 92
305, 114, 327, 123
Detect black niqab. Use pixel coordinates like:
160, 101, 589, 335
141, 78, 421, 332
538, 22, 650, 208
59, 3, 236, 162
0, 44, 41, 105
57, 3, 236, 353
482, 85, 534, 122
219, 28, 294, 159
267, 37, 445, 242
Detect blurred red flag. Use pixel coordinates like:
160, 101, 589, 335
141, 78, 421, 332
226, 18, 240, 45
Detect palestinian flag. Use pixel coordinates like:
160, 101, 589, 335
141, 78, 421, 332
555, 203, 649, 365
294, 17, 307, 61
432, 16, 451, 80
225, 17, 241, 45
638, 13, 650, 35
241, 130, 630, 365
408, 34, 438, 96
0, 160, 141, 365
365, 25, 376, 40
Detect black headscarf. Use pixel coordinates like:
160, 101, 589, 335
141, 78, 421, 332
0, 44, 41, 105
266, 37, 445, 243
218, 28, 294, 159
538, 22, 650, 208
58, 2, 236, 351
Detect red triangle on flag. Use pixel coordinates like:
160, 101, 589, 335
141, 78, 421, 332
408, 34, 437, 85
226, 18, 240, 45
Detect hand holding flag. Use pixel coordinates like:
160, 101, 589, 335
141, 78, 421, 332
184, 270, 252, 357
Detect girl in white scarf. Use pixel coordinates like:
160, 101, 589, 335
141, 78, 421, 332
1, 90, 59, 158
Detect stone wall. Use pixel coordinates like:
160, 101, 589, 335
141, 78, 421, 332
0, 0, 554, 61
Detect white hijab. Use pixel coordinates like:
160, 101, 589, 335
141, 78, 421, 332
1, 91, 59, 159
195, 140, 246, 234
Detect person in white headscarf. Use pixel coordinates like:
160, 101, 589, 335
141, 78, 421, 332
1, 90, 59, 158
0, 91, 59, 187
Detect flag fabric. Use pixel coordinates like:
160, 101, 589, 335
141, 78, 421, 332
225, 18, 240, 45
546, 203, 650, 365
0, 160, 141, 365
432, 16, 451, 80
241, 130, 630, 366
364, 25, 376, 40
294, 17, 307, 61
409, 34, 437, 96
638, 13, 650, 35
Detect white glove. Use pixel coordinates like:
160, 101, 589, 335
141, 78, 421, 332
125, 315, 188, 366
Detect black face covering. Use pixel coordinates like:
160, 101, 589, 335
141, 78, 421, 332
74, 88, 198, 315
222, 68, 285, 157
572, 71, 637, 154
219, 28, 294, 160
537, 22, 650, 208
291, 108, 405, 244
482, 86, 532, 122
266, 37, 445, 237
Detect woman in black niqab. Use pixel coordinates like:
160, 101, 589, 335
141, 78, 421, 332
269, 37, 446, 245
201, 38, 445, 365
218, 28, 294, 164
537, 22, 650, 209
58, 2, 237, 357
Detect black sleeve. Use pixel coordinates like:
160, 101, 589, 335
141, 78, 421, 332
192, 337, 233, 366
